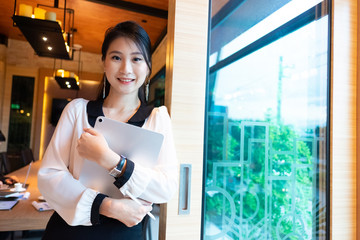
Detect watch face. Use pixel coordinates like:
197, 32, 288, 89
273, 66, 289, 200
109, 168, 121, 178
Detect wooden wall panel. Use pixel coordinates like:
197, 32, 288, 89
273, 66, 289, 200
151, 36, 167, 78
357, 0, 360, 238
34, 68, 52, 160
162, 0, 209, 239
331, 0, 357, 239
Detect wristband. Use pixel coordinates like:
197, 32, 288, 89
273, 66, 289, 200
108, 155, 126, 178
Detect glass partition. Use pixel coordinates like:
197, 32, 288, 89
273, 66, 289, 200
202, 0, 330, 239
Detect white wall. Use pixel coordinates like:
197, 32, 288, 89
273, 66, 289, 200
5, 39, 103, 73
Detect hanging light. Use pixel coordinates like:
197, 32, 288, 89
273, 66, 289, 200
12, 0, 75, 60
54, 44, 82, 90
54, 69, 80, 90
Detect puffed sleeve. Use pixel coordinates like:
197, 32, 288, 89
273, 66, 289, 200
38, 99, 98, 226
118, 106, 178, 203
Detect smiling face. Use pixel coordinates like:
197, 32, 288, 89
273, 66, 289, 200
103, 37, 149, 98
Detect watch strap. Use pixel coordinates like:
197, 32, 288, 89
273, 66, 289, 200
117, 155, 126, 172
113, 159, 134, 188
108, 155, 126, 178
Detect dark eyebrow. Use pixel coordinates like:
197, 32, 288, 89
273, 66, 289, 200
108, 50, 142, 55
108, 50, 123, 55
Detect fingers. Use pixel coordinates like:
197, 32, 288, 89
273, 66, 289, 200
4, 179, 11, 185
76, 129, 95, 152
4, 178, 16, 185
10, 175, 19, 183
12, 176, 19, 182
79, 131, 93, 141
112, 198, 154, 227
83, 127, 99, 136
124, 206, 151, 227
77, 128, 102, 147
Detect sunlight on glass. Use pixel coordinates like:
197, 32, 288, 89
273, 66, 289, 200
217, 0, 324, 63
215, 18, 328, 129
203, 0, 329, 239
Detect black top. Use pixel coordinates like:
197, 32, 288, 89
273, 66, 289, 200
87, 100, 154, 128
42, 100, 154, 240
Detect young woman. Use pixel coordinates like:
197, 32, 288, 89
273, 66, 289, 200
38, 21, 177, 240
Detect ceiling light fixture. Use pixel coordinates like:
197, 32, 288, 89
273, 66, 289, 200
54, 69, 80, 90
53, 44, 82, 90
12, 0, 75, 60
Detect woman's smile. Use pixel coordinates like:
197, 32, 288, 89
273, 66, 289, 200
117, 77, 135, 83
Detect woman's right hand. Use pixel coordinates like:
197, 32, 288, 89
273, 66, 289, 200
100, 197, 152, 227
77, 128, 119, 171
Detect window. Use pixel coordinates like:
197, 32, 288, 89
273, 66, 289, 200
8, 75, 35, 152
202, 0, 330, 239
148, 67, 165, 107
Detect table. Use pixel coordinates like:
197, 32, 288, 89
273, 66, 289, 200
0, 160, 53, 231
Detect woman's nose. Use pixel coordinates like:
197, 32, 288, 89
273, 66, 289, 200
120, 59, 132, 74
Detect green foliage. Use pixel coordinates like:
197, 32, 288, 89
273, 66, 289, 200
204, 114, 319, 239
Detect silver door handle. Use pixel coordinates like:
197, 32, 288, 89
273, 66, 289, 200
178, 164, 191, 215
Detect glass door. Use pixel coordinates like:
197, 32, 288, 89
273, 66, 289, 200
202, 0, 330, 239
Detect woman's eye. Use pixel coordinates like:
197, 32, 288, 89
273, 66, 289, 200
133, 57, 143, 62
111, 56, 121, 61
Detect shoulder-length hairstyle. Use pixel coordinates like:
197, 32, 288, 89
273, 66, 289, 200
97, 21, 152, 102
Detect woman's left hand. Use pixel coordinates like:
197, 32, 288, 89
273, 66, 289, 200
77, 128, 119, 170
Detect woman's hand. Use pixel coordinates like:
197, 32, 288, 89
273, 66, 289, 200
0, 176, 19, 185
77, 128, 119, 170
100, 197, 153, 227
5, 175, 19, 185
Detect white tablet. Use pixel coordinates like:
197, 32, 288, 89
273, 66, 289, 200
79, 116, 164, 198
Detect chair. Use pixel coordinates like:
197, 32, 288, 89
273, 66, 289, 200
20, 148, 35, 166
4, 152, 25, 173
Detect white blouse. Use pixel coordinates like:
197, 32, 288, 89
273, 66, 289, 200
38, 98, 178, 226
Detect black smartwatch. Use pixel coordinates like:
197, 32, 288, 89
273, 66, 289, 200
108, 155, 126, 178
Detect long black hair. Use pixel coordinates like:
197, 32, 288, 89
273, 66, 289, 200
97, 21, 152, 102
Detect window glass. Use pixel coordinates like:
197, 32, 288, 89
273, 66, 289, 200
203, 1, 329, 239
148, 67, 165, 107
8, 75, 34, 152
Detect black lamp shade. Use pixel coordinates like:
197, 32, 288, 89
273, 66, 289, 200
55, 76, 80, 90
12, 15, 72, 60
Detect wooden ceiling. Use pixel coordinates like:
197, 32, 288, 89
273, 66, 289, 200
0, 0, 168, 54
